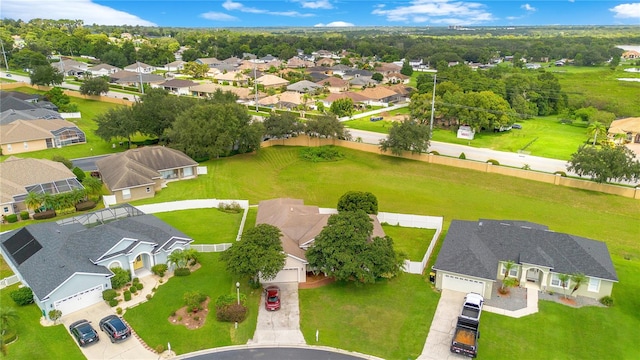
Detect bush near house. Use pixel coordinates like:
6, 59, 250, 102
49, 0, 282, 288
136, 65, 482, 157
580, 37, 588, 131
123, 291, 131, 301
19, 211, 29, 220
75, 200, 96, 211
151, 264, 168, 277
5, 214, 18, 223
136, 283, 143, 291
174, 268, 191, 277
110, 267, 131, 289
10, 287, 34, 306
33, 210, 56, 220
102, 289, 117, 301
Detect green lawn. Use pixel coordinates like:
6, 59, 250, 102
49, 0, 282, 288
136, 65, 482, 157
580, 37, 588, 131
345, 115, 588, 160
123, 252, 260, 355
0, 285, 85, 360
0, 255, 14, 278
153, 208, 242, 244
382, 224, 435, 261
300, 274, 438, 360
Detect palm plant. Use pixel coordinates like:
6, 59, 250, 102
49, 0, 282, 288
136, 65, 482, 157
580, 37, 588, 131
167, 249, 188, 269
0, 306, 19, 335
82, 177, 103, 200
570, 273, 587, 296
24, 192, 43, 212
41, 192, 57, 211
586, 121, 607, 145
558, 273, 571, 299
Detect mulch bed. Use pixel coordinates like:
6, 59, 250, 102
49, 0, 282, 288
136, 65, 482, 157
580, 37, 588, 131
299, 273, 336, 289
168, 297, 210, 330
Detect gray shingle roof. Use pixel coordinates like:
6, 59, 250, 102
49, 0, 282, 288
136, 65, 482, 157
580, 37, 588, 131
433, 220, 618, 282
0, 214, 191, 300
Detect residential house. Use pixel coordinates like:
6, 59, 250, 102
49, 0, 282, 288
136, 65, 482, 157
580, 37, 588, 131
286, 80, 323, 94
152, 79, 198, 96
433, 219, 618, 300
0, 119, 86, 155
256, 198, 385, 283
115, 73, 165, 88
88, 63, 121, 77
258, 91, 304, 109
163, 60, 186, 72
286, 57, 314, 68
0, 205, 192, 318
196, 57, 221, 67
124, 62, 156, 74
312, 50, 335, 59
349, 76, 378, 88
383, 72, 410, 84
316, 77, 350, 93
608, 117, 640, 144
315, 58, 336, 67
0, 157, 84, 216
190, 83, 264, 102
0, 91, 39, 103
255, 74, 289, 89
96, 146, 198, 204
0, 108, 63, 125
359, 87, 401, 106
622, 50, 640, 60
213, 71, 249, 86
52, 59, 90, 76
525, 63, 542, 70
321, 92, 369, 109
373, 62, 402, 75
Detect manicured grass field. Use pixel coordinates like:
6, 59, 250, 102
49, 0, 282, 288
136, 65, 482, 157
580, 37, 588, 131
0, 255, 14, 278
299, 274, 439, 360
153, 208, 242, 244
344, 115, 588, 160
382, 224, 435, 261
0, 285, 85, 360
123, 252, 260, 355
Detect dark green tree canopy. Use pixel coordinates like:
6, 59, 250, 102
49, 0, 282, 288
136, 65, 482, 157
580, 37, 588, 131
80, 76, 110, 96
329, 98, 354, 118
567, 145, 640, 184
220, 224, 286, 283
337, 191, 378, 214
305, 114, 350, 139
263, 112, 303, 139
379, 119, 431, 156
94, 106, 138, 147
30, 65, 63, 86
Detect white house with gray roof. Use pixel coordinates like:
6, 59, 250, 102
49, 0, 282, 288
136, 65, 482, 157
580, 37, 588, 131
433, 219, 618, 300
0, 205, 192, 319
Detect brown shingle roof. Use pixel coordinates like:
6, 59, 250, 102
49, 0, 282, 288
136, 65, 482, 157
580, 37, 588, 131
0, 119, 81, 143
0, 157, 77, 203
608, 117, 640, 134
359, 87, 398, 100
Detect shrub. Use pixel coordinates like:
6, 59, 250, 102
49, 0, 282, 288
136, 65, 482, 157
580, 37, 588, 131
159, 279, 164, 284
216, 293, 246, 308
522, 164, 531, 170
300, 146, 344, 162
136, 283, 143, 291
146, 294, 152, 300
486, 159, 500, 165
48, 309, 62, 323
109, 298, 119, 307
216, 303, 248, 322
599, 296, 614, 307
155, 344, 165, 354
10, 287, 34, 306
174, 267, 191, 277
337, 191, 378, 214
116, 307, 123, 315
430, 150, 440, 155
33, 210, 56, 220
152, 287, 157, 292
75, 201, 96, 211
51, 155, 73, 169
19, 211, 29, 220
123, 291, 132, 301
152, 263, 168, 277
110, 267, 131, 289
459, 152, 466, 159
184, 291, 207, 312
554, 171, 567, 177
72, 167, 86, 181
5, 214, 18, 223
129, 285, 137, 294
217, 202, 243, 214
102, 289, 117, 301
132, 277, 140, 284
170, 311, 176, 317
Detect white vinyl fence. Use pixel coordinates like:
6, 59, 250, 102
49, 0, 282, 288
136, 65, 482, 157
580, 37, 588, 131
0, 275, 20, 289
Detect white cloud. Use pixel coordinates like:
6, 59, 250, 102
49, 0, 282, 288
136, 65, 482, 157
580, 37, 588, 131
222, 0, 315, 17
293, 0, 334, 9
200, 12, 238, 21
371, 0, 494, 25
314, 21, 355, 27
0, 0, 156, 26
521, 4, 536, 12
568, 0, 575, 3
610, 3, 640, 18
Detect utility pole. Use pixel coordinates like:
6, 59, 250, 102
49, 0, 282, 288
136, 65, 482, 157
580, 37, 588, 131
254, 65, 258, 111
0, 39, 9, 73
137, 61, 145, 94
429, 73, 437, 137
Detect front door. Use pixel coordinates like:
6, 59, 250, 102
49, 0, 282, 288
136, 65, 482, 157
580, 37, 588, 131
526, 268, 540, 283
133, 255, 144, 270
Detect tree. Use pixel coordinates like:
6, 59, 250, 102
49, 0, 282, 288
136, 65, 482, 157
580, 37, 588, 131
51, 154, 73, 169
586, 121, 607, 145
132, 88, 196, 139
567, 145, 640, 183
306, 210, 402, 284
570, 273, 587, 296
305, 114, 350, 139
329, 98, 354, 118
379, 119, 430, 156
372, 72, 383, 82
444, 90, 517, 132
48, 309, 62, 324
263, 112, 302, 139
220, 224, 286, 285
500, 260, 516, 292
400, 59, 413, 76
109, 267, 131, 289
183, 62, 210, 78
167, 249, 189, 269
337, 191, 378, 214
44, 87, 77, 112
94, 106, 138, 148
80, 76, 110, 95
558, 273, 570, 299
29, 64, 63, 86
0, 307, 19, 335
24, 192, 44, 212
82, 176, 103, 200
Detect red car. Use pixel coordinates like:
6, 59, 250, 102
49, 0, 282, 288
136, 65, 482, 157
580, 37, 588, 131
264, 286, 281, 311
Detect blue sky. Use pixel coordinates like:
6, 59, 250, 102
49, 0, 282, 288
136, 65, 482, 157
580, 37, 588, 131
2, 1, 639, 27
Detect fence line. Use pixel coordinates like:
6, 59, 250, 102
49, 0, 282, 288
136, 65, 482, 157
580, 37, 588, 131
0, 275, 20, 289
190, 243, 232, 252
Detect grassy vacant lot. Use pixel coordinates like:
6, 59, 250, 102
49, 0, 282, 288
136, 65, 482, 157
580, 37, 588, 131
123, 252, 260, 355
344, 115, 588, 160
300, 274, 438, 360
153, 208, 242, 244
0, 284, 85, 360
382, 224, 435, 261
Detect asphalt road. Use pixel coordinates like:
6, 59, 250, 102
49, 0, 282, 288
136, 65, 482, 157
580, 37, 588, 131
181, 347, 373, 360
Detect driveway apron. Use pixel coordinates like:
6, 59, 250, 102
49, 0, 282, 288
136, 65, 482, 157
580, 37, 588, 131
418, 289, 468, 360
249, 282, 306, 345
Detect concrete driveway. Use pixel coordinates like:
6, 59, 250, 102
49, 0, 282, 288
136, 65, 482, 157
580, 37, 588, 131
418, 289, 469, 360
249, 283, 306, 345
61, 301, 155, 359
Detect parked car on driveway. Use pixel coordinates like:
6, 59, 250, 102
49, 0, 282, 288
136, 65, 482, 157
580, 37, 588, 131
99, 315, 132, 343
69, 320, 100, 347
512, 123, 522, 129
264, 286, 281, 311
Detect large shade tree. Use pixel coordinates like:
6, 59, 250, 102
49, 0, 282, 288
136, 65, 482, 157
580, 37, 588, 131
29, 64, 63, 86
220, 224, 286, 285
94, 106, 138, 148
379, 119, 430, 156
567, 145, 640, 183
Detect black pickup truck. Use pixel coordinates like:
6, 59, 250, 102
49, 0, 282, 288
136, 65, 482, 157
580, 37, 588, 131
450, 316, 480, 358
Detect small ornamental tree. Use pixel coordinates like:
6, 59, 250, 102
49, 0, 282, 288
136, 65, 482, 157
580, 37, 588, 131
110, 267, 131, 289
48, 309, 62, 324
337, 191, 378, 214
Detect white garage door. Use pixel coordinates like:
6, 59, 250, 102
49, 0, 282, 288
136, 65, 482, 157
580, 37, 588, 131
442, 273, 485, 295
54, 285, 103, 316
266, 268, 299, 283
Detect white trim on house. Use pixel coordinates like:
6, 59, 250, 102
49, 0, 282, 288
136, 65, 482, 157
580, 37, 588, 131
107, 260, 122, 268
41, 272, 112, 300
286, 253, 308, 264
157, 237, 192, 252
94, 238, 138, 262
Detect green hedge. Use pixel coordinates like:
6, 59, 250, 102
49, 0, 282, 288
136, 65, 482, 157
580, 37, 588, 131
33, 210, 56, 220
5, 214, 18, 223
19, 211, 30, 220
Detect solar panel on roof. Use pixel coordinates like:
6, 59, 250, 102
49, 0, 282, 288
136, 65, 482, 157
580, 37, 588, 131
3, 228, 42, 265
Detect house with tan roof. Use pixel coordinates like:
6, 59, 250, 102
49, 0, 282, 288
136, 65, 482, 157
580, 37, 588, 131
315, 57, 336, 67
124, 62, 156, 74
286, 57, 315, 68
608, 117, 640, 144
151, 79, 198, 95
163, 60, 186, 72
622, 50, 640, 60
88, 63, 121, 77
255, 74, 289, 89
96, 146, 198, 204
0, 119, 86, 155
359, 87, 402, 106
213, 71, 249, 86
256, 198, 385, 283
321, 92, 370, 108
0, 157, 84, 216
374, 62, 402, 75
258, 91, 304, 109
190, 83, 265, 101
383, 72, 410, 84
316, 77, 350, 93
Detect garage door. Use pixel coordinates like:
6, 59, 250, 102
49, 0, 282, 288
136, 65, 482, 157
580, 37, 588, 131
265, 268, 299, 283
442, 273, 485, 295
54, 285, 103, 316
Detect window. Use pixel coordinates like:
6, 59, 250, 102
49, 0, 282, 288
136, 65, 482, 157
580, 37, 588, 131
550, 273, 569, 288
183, 167, 193, 177
122, 188, 131, 199
3, 207, 8, 213
588, 277, 600, 292
23, 142, 28, 149
146, 187, 151, 193
501, 263, 518, 278
7, 144, 11, 151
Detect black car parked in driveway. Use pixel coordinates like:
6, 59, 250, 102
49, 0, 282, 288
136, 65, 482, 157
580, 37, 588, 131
99, 315, 132, 343
69, 320, 100, 347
